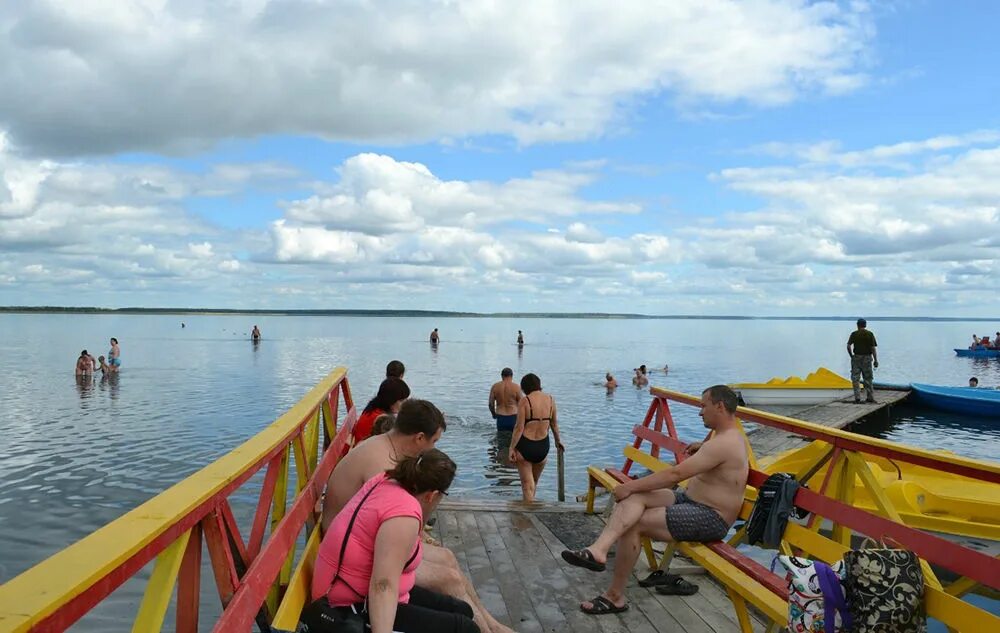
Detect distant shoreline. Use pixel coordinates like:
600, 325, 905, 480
1, 306, 997, 322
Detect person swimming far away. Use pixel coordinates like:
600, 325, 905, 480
251, 325, 261, 341
430, 328, 440, 344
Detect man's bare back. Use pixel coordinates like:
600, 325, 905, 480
320, 434, 398, 532
489, 380, 520, 416
682, 427, 748, 525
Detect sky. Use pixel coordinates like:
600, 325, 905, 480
1, 0, 998, 316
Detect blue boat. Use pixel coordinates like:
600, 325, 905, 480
955, 348, 1000, 358
911, 383, 1000, 417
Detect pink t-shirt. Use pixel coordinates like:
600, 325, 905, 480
312, 473, 423, 606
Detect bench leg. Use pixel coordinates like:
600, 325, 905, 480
725, 587, 756, 633
656, 542, 677, 571
642, 537, 657, 570
586, 480, 597, 514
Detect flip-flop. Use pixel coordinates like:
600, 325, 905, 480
654, 575, 699, 596
581, 595, 629, 615
561, 548, 606, 572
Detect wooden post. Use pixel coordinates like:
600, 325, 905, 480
557, 449, 565, 502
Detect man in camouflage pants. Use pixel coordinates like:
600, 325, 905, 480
847, 318, 879, 403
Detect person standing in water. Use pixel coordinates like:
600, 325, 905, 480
75, 350, 93, 376
517, 330, 524, 346
429, 328, 440, 344
488, 368, 522, 432
251, 325, 261, 341
509, 373, 565, 502
108, 338, 121, 373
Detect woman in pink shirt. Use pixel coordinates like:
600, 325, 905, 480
306, 449, 478, 633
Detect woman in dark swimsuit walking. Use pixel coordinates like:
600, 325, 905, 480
508, 373, 565, 502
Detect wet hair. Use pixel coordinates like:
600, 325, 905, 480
970, 377, 979, 386
385, 360, 406, 379
703, 385, 739, 414
856, 319, 866, 326
363, 377, 411, 414
386, 449, 456, 496
394, 399, 447, 436
639, 364, 647, 374
501, 367, 513, 378
371, 413, 396, 436
520, 373, 542, 395
98, 355, 105, 361
110, 337, 118, 344
80, 349, 88, 356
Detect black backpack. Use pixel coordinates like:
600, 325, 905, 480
745, 472, 804, 546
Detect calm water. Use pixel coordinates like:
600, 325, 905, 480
1, 314, 998, 627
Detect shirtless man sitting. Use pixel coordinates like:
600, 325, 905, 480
488, 367, 521, 432
321, 399, 514, 633
560, 385, 749, 615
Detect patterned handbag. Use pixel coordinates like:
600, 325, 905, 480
777, 555, 851, 633
843, 539, 926, 633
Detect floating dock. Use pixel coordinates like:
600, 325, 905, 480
745, 387, 911, 458
436, 499, 768, 633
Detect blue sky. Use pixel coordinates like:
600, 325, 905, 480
1, 1, 999, 315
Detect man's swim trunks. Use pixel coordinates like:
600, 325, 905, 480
665, 490, 730, 542
495, 414, 516, 432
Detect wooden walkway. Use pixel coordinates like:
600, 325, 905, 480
435, 500, 767, 633
747, 388, 911, 458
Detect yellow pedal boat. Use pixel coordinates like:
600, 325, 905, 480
730, 367, 854, 406
760, 440, 1000, 541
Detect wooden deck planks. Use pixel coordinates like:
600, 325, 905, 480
748, 388, 910, 458
434, 507, 755, 632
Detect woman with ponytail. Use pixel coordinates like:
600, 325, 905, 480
306, 449, 478, 633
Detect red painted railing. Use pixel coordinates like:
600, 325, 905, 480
0, 367, 355, 633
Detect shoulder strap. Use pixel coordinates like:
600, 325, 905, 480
329, 479, 384, 599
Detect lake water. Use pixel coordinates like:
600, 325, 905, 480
1, 313, 998, 628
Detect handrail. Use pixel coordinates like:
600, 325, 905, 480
0, 366, 354, 633
651, 386, 1000, 483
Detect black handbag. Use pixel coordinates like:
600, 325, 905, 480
843, 538, 926, 633
298, 481, 385, 633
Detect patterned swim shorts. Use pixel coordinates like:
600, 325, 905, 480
665, 490, 731, 542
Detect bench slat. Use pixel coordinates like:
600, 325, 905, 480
677, 542, 787, 623
706, 542, 788, 600
622, 446, 671, 474
272, 525, 322, 629
631, 424, 688, 459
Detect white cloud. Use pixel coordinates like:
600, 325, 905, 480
0, 0, 874, 155
284, 153, 638, 235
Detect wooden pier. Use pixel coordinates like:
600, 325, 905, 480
435, 499, 768, 633
745, 387, 911, 458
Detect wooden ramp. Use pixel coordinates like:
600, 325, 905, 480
435, 500, 768, 633
747, 388, 911, 458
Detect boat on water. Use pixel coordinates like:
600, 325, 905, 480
761, 440, 1000, 541
911, 382, 1000, 417
955, 347, 1000, 358
730, 367, 854, 406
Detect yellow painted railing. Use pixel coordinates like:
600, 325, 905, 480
0, 366, 355, 633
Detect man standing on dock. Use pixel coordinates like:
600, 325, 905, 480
847, 318, 878, 404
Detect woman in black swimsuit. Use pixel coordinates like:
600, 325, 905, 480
508, 373, 565, 502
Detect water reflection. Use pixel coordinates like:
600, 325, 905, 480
482, 430, 519, 493
75, 374, 95, 400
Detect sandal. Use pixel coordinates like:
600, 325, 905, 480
654, 575, 699, 596
581, 595, 629, 615
638, 570, 675, 587
561, 548, 606, 572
